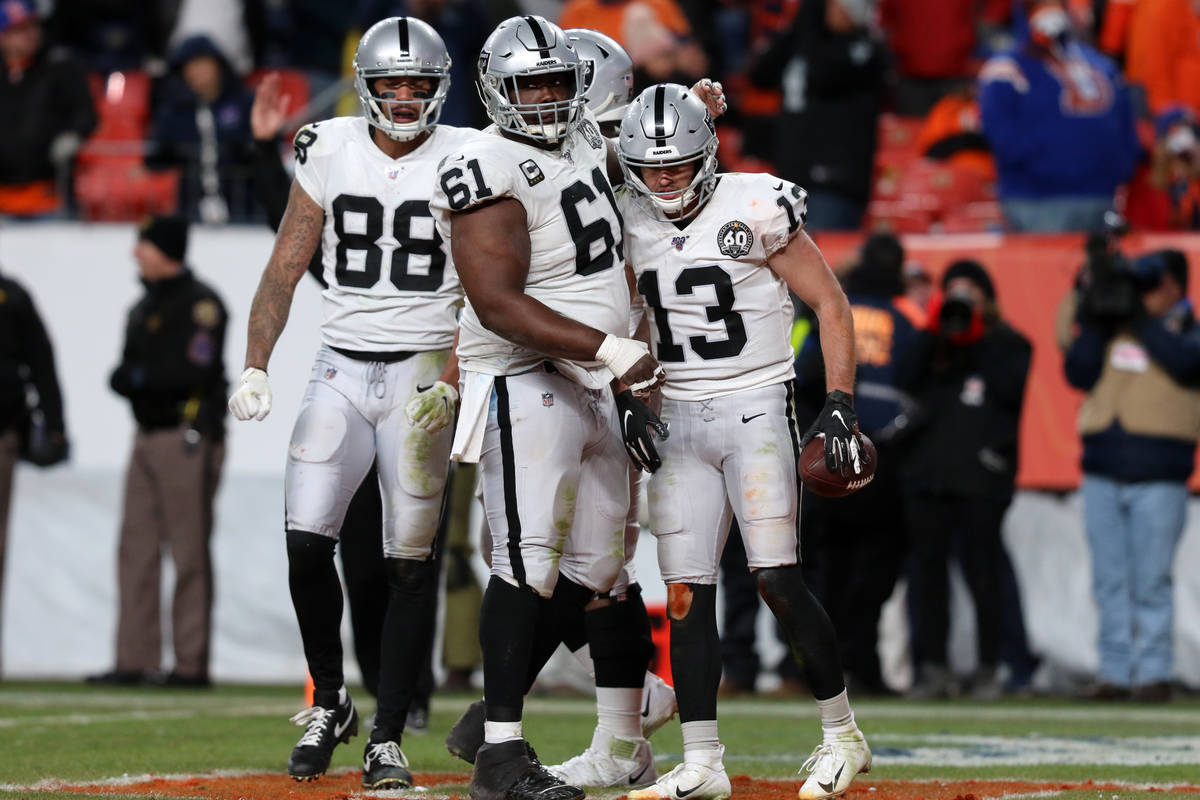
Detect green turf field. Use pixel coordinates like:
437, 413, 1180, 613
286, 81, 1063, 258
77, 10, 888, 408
1, 682, 1197, 798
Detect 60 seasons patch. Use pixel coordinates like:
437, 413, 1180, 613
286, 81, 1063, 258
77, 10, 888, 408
718, 220, 753, 258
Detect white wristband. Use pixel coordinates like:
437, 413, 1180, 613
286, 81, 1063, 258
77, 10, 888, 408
595, 334, 649, 379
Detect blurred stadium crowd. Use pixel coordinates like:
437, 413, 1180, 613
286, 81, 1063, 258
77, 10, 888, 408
4, 0, 1200, 232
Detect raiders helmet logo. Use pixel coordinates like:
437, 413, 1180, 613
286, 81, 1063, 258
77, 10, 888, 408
717, 220, 753, 258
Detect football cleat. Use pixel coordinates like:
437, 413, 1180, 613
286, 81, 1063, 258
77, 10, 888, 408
628, 759, 731, 800
471, 738, 584, 800
286, 693, 359, 781
796, 728, 872, 800
446, 699, 486, 763
547, 727, 658, 787
362, 739, 413, 789
642, 671, 678, 738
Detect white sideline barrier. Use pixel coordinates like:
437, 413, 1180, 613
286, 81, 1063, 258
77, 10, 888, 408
0, 223, 1197, 688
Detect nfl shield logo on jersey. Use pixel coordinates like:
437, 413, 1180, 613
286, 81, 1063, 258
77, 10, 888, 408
324, 367, 337, 380
542, 392, 555, 407
717, 220, 754, 258
671, 235, 688, 251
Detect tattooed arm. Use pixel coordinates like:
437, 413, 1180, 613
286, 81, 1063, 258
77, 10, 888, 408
244, 179, 324, 370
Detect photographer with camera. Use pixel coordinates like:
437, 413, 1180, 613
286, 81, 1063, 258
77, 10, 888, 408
897, 260, 1035, 699
1058, 247, 1200, 702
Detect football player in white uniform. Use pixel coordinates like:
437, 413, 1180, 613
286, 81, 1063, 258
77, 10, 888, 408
227, 18, 478, 790
429, 16, 723, 800
618, 85, 872, 800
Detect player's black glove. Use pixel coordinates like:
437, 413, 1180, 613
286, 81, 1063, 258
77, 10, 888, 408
615, 389, 669, 474
800, 390, 863, 478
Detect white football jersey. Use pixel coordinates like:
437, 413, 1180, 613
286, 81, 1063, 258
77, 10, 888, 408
430, 113, 630, 389
292, 117, 480, 353
619, 172, 807, 401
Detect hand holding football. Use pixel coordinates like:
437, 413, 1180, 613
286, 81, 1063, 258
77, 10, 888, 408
799, 433, 877, 498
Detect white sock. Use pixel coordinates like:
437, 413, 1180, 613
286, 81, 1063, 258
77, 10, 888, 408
816, 689, 856, 739
596, 686, 643, 739
571, 644, 597, 679
484, 720, 523, 744
681, 720, 723, 768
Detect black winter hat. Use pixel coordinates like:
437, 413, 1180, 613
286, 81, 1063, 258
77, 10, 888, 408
941, 259, 995, 300
138, 215, 189, 262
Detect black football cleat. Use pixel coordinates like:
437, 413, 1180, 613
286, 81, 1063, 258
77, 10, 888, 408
446, 699, 487, 763
362, 739, 413, 789
470, 739, 584, 800
286, 692, 359, 781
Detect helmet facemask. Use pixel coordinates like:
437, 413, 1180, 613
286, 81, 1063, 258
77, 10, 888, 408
478, 62, 586, 145
355, 69, 449, 142
621, 139, 719, 221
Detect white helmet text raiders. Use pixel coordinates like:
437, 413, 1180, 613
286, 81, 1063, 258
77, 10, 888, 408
353, 16, 451, 142
566, 28, 633, 131
618, 83, 719, 220
476, 15, 586, 145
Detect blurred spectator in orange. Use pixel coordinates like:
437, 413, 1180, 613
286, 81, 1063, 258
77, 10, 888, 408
1147, 107, 1200, 230
558, 0, 708, 83
749, 0, 885, 231
880, 0, 1009, 116
1097, 0, 1135, 61
979, 0, 1139, 232
1122, 0, 1200, 116
0, 0, 97, 218
47, 0, 175, 73
146, 35, 256, 224
916, 80, 997, 181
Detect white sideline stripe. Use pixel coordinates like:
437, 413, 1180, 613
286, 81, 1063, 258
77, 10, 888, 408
0, 702, 310, 727
4, 691, 1200, 726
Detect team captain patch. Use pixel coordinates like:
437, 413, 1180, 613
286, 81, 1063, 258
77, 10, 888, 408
717, 220, 754, 258
520, 159, 545, 186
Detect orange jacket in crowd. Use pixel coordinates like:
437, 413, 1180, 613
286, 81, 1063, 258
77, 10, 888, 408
916, 92, 997, 181
1104, 0, 1200, 115
558, 0, 692, 44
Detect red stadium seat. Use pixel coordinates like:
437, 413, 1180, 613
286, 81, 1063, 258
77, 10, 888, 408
246, 68, 312, 140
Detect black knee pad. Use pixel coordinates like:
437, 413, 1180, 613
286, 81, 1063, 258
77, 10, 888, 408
588, 584, 655, 665
755, 565, 808, 607
384, 556, 439, 595
287, 530, 336, 574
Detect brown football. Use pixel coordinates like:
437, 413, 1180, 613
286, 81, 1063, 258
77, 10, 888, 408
799, 433, 878, 498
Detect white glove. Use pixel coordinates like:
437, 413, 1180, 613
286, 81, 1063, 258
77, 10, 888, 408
228, 367, 272, 421
405, 380, 458, 433
595, 334, 664, 394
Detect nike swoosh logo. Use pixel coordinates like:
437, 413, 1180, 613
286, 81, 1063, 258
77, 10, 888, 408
624, 409, 634, 431
642, 694, 651, 717
830, 409, 848, 430
630, 764, 650, 785
333, 710, 353, 739
741, 413, 765, 423
817, 762, 846, 794
416, 384, 433, 392
676, 784, 703, 798
773, 181, 784, 191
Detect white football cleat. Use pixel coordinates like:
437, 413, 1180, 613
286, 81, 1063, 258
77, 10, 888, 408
642, 671, 678, 738
797, 728, 872, 799
628, 758, 731, 800
547, 727, 658, 788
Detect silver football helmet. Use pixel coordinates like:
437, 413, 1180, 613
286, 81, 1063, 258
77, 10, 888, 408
618, 83, 719, 220
353, 17, 451, 141
566, 29, 633, 131
477, 15, 586, 144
